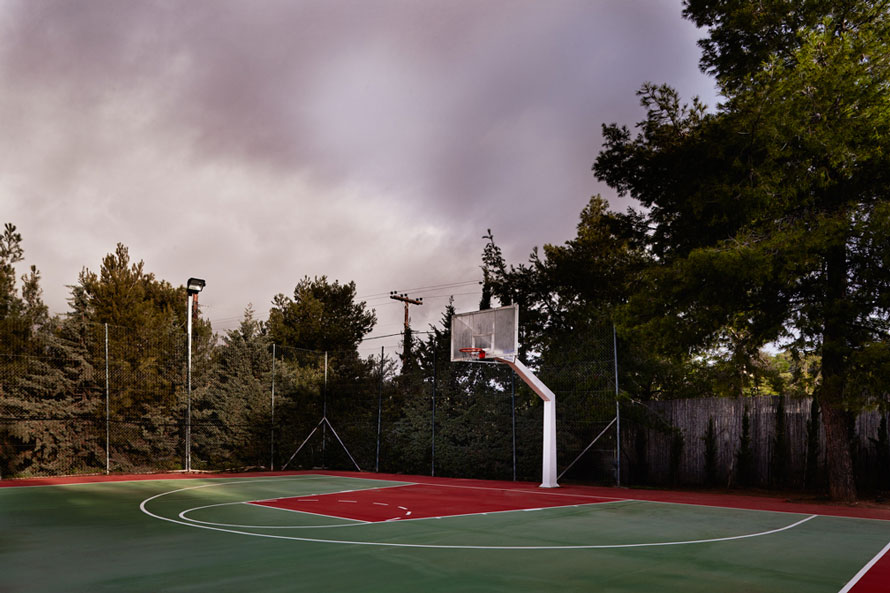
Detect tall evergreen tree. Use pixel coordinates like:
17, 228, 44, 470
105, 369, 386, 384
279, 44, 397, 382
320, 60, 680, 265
594, 1, 890, 501
196, 306, 272, 469
68, 243, 213, 470
268, 276, 376, 357
69, 243, 203, 419
0, 224, 96, 476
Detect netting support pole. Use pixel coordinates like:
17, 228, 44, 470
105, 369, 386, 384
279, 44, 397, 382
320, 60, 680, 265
613, 324, 621, 487
322, 351, 327, 467
376, 346, 383, 473
282, 417, 361, 472
511, 371, 517, 481
558, 417, 617, 481
270, 343, 276, 471
104, 323, 110, 475
431, 348, 437, 477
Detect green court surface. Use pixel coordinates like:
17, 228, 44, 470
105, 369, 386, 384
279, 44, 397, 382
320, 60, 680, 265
2, 473, 889, 592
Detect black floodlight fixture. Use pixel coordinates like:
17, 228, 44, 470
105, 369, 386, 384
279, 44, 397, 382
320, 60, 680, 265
187, 277, 206, 295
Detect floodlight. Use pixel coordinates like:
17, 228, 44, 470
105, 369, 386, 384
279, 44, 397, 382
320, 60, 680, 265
187, 277, 206, 295
185, 275, 206, 473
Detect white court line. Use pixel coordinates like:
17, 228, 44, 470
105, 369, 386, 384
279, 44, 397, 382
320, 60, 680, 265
838, 538, 890, 593
140, 477, 820, 550
401, 481, 628, 502
179, 501, 371, 529
246, 481, 629, 525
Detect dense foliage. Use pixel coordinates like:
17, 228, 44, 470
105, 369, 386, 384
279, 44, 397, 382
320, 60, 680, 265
594, 0, 890, 501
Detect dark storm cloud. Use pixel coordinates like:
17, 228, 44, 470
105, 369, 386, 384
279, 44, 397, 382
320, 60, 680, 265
2, 0, 710, 197
0, 0, 715, 338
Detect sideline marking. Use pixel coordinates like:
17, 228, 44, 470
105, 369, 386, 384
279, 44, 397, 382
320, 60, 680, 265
838, 539, 890, 593
140, 478, 819, 550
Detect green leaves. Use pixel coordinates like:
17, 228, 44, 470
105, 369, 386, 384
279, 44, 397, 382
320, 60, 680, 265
267, 275, 376, 355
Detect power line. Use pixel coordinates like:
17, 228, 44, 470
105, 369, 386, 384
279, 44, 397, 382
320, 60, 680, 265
361, 330, 433, 342
359, 280, 480, 301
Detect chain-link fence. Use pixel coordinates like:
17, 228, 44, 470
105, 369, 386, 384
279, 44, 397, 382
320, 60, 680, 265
0, 319, 623, 484
9, 318, 886, 491
0, 319, 188, 477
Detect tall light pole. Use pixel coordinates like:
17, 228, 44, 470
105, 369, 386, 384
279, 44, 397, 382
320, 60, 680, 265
186, 277, 206, 472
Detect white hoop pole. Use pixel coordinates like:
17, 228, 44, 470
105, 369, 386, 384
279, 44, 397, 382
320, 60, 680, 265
496, 357, 558, 488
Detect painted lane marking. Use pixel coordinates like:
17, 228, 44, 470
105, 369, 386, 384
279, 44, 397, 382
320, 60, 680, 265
140, 478, 820, 550
178, 502, 370, 529
838, 538, 890, 593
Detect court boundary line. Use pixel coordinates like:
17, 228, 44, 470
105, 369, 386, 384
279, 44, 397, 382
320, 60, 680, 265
361, 479, 881, 523
7, 469, 890, 520
140, 476, 821, 550
838, 539, 890, 593
245, 481, 629, 524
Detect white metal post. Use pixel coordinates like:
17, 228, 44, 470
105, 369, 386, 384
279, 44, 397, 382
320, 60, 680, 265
270, 343, 276, 471
184, 277, 205, 474
105, 323, 110, 475
498, 357, 558, 488
186, 292, 193, 473
541, 398, 558, 488
376, 346, 383, 473
322, 351, 328, 466
613, 324, 621, 487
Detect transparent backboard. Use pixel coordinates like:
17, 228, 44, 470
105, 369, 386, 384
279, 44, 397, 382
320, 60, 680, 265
450, 304, 519, 363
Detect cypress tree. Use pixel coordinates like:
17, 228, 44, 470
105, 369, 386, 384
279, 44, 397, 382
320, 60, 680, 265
736, 407, 754, 488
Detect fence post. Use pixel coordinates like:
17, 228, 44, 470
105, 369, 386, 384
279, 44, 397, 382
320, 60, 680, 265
105, 323, 110, 475
613, 324, 621, 487
322, 351, 328, 467
376, 346, 383, 473
270, 343, 276, 471
511, 371, 517, 481
430, 349, 439, 476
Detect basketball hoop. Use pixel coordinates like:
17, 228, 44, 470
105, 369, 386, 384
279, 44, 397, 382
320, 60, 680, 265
459, 347, 487, 360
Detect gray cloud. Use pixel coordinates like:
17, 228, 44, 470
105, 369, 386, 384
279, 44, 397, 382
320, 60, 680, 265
0, 0, 715, 352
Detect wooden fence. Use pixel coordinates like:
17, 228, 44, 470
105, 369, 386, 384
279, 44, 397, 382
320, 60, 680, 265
621, 396, 890, 491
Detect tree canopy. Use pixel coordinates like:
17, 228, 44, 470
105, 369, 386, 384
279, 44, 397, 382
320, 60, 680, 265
592, 0, 890, 500
267, 275, 376, 355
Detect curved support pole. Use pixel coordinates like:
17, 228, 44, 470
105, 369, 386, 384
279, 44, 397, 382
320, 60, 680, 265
496, 357, 558, 488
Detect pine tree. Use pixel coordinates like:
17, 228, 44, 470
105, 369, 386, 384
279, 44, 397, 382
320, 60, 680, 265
196, 306, 272, 469
736, 407, 755, 488
0, 223, 97, 476
771, 396, 789, 488
594, 2, 890, 501
702, 417, 718, 487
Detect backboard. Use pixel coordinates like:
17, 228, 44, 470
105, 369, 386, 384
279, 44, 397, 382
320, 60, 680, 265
450, 304, 519, 363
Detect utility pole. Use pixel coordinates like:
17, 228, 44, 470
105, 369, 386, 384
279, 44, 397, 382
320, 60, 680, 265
390, 291, 423, 370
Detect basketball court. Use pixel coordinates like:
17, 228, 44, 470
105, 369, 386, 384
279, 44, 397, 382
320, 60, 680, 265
3, 307, 888, 591
2, 471, 889, 592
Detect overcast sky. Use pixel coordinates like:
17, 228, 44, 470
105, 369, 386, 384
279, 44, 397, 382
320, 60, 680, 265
0, 0, 717, 357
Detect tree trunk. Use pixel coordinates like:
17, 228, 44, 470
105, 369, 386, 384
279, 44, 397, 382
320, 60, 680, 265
820, 400, 856, 502
820, 237, 857, 502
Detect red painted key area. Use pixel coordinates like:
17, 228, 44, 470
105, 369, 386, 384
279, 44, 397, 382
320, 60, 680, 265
249, 482, 617, 522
